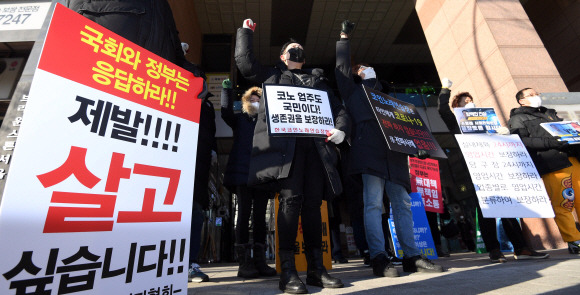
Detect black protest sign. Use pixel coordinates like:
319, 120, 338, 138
363, 85, 446, 159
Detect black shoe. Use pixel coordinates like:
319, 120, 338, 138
305, 248, 344, 288
489, 248, 507, 263
235, 244, 259, 278
568, 241, 580, 254
253, 243, 277, 276
279, 250, 308, 294
280, 271, 308, 294
363, 250, 371, 266
371, 254, 399, 277
333, 256, 349, 264
514, 248, 549, 260
436, 245, 451, 257
402, 255, 444, 273
387, 254, 403, 265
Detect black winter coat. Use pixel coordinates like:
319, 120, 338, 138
221, 88, 257, 189
335, 39, 410, 192
235, 28, 351, 196
508, 106, 577, 175
193, 98, 217, 210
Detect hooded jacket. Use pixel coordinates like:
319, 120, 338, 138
235, 28, 351, 196
508, 106, 576, 175
335, 39, 410, 192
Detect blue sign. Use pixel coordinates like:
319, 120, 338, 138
388, 192, 438, 259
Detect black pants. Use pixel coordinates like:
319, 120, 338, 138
278, 138, 325, 252
235, 185, 270, 245
426, 211, 442, 246
477, 203, 526, 251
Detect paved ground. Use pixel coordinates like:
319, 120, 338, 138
187, 248, 580, 295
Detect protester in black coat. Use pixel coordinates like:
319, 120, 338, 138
335, 21, 442, 277
221, 80, 276, 278
235, 19, 347, 294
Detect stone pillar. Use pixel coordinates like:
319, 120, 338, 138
416, 0, 568, 250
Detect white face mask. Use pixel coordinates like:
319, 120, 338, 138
464, 102, 476, 108
251, 102, 260, 109
361, 67, 376, 80
527, 95, 542, 108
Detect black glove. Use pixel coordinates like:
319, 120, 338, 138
413, 149, 430, 160
341, 20, 356, 35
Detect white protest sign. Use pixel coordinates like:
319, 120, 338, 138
0, 5, 204, 294
455, 134, 554, 218
263, 84, 334, 137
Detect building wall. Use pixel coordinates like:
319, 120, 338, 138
523, 0, 580, 92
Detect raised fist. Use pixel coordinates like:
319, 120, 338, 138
222, 79, 232, 89
341, 20, 356, 35
441, 78, 453, 89
243, 19, 256, 31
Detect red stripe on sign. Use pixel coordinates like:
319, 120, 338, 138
38, 4, 202, 123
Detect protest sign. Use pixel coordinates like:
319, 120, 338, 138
389, 192, 437, 259
0, 4, 204, 294
409, 157, 443, 213
453, 107, 501, 134
362, 85, 446, 158
455, 134, 554, 218
263, 84, 334, 137
540, 121, 580, 144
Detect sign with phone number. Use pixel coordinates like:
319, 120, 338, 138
0, 2, 51, 31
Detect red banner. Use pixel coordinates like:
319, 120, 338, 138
409, 157, 443, 213
38, 4, 203, 123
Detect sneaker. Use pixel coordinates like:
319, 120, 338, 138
402, 255, 444, 273
371, 254, 399, 277
188, 263, 209, 283
489, 248, 507, 263
514, 248, 549, 260
569, 240, 580, 254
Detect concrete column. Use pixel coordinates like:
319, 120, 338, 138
416, 0, 568, 250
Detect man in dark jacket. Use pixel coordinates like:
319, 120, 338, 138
508, 88, 580, 254
335, 20, 443, 277
235, 19, 348, 294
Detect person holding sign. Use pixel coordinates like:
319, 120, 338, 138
335, 20, 443, 277
236, 19, 349, 294
508, 88, 580, 254
438, 79, 549, 262
221, 80, 277, 278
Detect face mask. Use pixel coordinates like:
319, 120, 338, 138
361, 67, 376, 80
527, 95, 542, 108
251, 102, 260, 109
286, 47, 305, 63
464, 102, 476, 108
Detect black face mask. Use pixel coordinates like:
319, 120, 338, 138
287, 47, 305, 63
